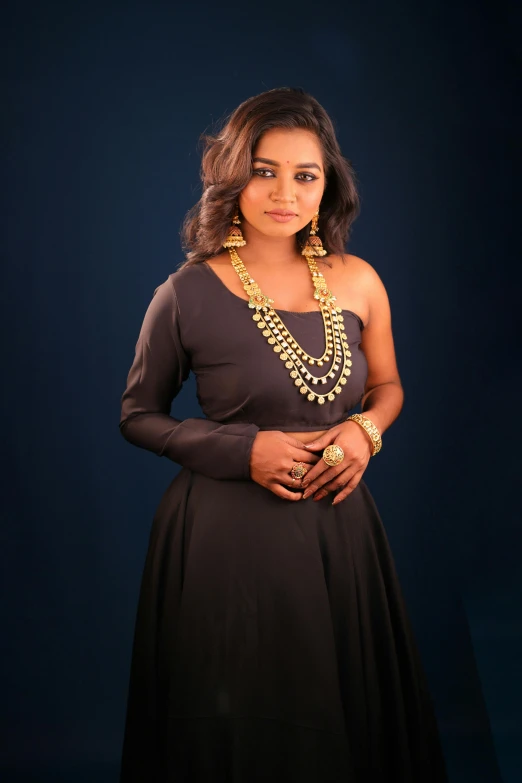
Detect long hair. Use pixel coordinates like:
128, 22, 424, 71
179, 87, 360, 268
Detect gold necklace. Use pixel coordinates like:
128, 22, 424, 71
227, 246, 352, 404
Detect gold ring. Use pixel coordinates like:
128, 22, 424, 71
290, 462, 308, 480
322, 444, 344, 467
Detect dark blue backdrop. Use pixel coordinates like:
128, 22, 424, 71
3, 1, 520, 781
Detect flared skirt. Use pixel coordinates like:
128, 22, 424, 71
119, 468, 448, 782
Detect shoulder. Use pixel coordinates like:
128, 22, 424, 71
141, 263, 210, 321
329, 253, 387, 297
325, 254, 389, 328
170, 258, 209, 280
167, 259, 209, 297
163, 259, 227, 323
201, 250, 231, 268
328, 252, 378, 280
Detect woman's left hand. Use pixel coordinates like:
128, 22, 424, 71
300, 421, 373, 505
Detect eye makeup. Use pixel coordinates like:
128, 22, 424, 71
253, 167, 318, 182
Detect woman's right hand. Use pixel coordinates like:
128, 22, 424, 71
249, 430, 321, 501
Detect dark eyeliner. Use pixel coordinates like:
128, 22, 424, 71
253, 168, 317, 181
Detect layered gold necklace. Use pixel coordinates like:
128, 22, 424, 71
227, 246, 352, 404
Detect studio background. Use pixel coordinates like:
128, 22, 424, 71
2, 1, 520, 781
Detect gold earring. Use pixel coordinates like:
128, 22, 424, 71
223, 202, 247, 248
301, 210, 327, 258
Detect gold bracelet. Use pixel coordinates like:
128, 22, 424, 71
346, 413, 382, 456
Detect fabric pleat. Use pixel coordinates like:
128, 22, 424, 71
119, 470, 448, 782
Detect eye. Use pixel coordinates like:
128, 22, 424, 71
252, 168, 274, 178
252, 168, 317, 182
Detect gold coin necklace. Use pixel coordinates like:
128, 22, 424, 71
227, 246, 352, 404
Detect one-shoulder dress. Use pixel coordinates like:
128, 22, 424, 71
118, 261, 448, 782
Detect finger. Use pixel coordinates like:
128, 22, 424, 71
290, 447, 322, 465
300, 462, 332, 492
283, 462, 315, 487
312, 488, 330, 501
331, 470, 364, 505
285, 453, 321, 471
271, 483, 303, 502
284, 435, 324, 450
302, 464, 347, 498
310, 468, 351, 500
301, 428, 341, 452
301, 449, 353, 485
316, 466, 355, 494
285, 478, 304, 491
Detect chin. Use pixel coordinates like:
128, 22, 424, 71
265, 227, 300, 237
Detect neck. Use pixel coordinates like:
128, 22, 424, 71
234, 222, 305, 269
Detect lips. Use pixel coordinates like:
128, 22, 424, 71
266, 210, 297, 216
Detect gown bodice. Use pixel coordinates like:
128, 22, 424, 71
119, 259, 368, 480
175, 261, 368, 431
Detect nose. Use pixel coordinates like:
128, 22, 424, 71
271, 171, 297, 203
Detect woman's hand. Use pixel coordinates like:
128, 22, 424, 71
249, 431, 322, 501
301, 421, 373, 504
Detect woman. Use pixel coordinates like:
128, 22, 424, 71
119, 87, 448, 782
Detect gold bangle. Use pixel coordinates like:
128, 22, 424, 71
346, 413, 382, 456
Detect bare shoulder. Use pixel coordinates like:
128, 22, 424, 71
340, 252, 389, 302
322, 253, 386, 327
328, 253, 382, 287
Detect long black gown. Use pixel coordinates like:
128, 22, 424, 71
118, 260, 448, 782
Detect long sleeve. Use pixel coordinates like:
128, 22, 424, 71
119, 275, 260, 480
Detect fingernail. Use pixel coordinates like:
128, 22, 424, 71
305, 443, 315, 448
302, 489, 312, 499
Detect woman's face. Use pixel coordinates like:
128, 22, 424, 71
238, 128, 326, 241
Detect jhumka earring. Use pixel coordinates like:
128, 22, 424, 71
223, 202, 247, 248
301, 210, 327, 258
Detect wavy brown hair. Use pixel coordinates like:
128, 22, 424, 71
178, 87, 360, 268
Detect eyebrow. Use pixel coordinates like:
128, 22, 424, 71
252, 156, 322, 172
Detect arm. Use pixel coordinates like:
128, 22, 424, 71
300, 257, 404, 502
358, 260, 404, 434
119, 275, 260, 480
